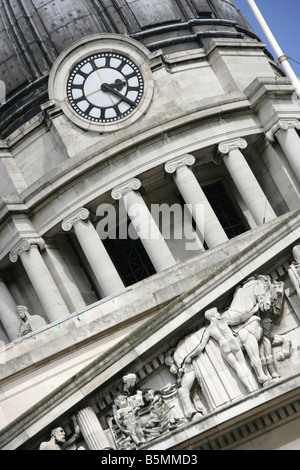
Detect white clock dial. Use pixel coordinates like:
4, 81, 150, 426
67, 52, 144, 123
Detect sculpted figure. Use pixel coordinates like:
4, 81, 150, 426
186, 308, 257, 393
39, 417, 80, 450
289, 245, 300, 299
17, 305, 47, 338
168, 275, 289, 418
113, 393, 146, 446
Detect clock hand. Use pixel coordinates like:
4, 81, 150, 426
101, 83, 135, 107
107, 79, 126, 90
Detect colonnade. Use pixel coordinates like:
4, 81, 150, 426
0, 122, 299, 342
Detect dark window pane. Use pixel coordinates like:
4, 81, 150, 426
103, 225, 156, 287
203, 181, 246, 239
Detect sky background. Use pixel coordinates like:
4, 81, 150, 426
234, 0, 300, 76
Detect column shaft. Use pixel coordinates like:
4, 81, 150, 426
73, 219, 125, 297
276, 127, 300, 181
117, 183, 176, 272
44, 241, 86, 313
174, 164, 228, 248
0, 280, 20, 341
19, 245, 70, 323
219, 141, 276, 225
77, 407, 111, 450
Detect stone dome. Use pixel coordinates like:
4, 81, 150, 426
0, 0, 257, 138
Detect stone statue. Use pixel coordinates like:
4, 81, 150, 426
17, 305, 47, 338
289, 245, 300, 299
186, 307, 257, 394
168, 275, 289, 419
113, 393, 146, 447
111, 374, 182, 449
39, 416, 81, 450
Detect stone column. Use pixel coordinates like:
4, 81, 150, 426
266, 119, 300, 182
44, 238, 86, 313
77, 407, 112, 450
165, 155, 228, 249
112, 179, 176, 272
62, 208, 125, 297
10, 240, 70, 323
0, 277, 21, 341
218, 138, 276, 226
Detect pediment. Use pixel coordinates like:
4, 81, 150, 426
1, 210, 300, 450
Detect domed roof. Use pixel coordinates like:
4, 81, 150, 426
0, 0, 256, 138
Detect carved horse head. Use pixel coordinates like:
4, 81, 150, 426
252, 275, 274, 312
270, 279, 285, 316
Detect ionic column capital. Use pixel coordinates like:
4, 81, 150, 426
10, 238, 45, 263
266, 119, 300, 142
164, 154, 196, 174
62, 208, 90, 232
218, 138, 248, 156
111, 178, 142, 201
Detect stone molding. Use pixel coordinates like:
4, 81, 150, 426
61, 208, 90, 232
111, 178, 142, 201
266, 119, 300, 142
9, 238, 46, 263
218, 138, 248, 155
164, 154, 196, 174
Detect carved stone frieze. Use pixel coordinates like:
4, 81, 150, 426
166, 274, 291, 420
110, 373, 186, 450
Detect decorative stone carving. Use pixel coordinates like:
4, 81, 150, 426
186, 307, 258, 393
9, 239, 45, 263
61, 208, 90, 232
111, 373, 182, 450
289, 244, 300, 299
218, 137, 248, 155
164, 154, 196, 174
167, 275, 290, 419
39, 416, 81, 450
266, 119, 300, 142
16, 305, 47, 338
111, 179, 142, 201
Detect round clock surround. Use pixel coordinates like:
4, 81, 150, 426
48, 35, 154, 132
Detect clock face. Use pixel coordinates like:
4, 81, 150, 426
67, 53, 144, 124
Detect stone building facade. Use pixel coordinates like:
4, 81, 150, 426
0, 0, 300, 450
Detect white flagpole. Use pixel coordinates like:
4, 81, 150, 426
246, 0, 300, 97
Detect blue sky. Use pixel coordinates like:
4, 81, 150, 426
234, 0, 300, 76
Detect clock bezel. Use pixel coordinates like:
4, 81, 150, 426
66, 52, 144, 125
48, 34, 154, 133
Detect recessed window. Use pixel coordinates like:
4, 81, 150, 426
203, 181, 246, 239
103, 224, 156, 287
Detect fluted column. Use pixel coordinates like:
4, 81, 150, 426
0, 277, 21, 341
266, 119, 300, 181
165, 155, 228, 249
77, 407, 112, 450
10, 240, 70, 323
62, 208, 124, 297
43, 239, 86, 313
218, 138, 276, 226
112, 179, 176, 272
